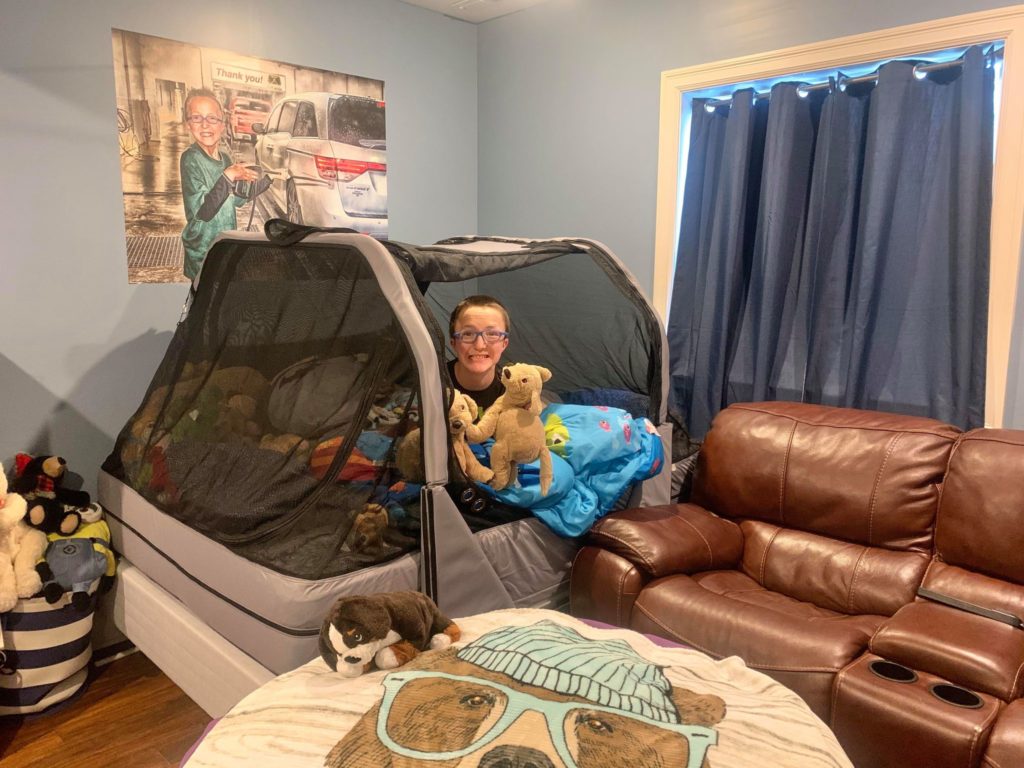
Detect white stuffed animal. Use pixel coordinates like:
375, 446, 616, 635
0, 463, 48, 611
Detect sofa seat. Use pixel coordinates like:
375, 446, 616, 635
632, 570, 884, 718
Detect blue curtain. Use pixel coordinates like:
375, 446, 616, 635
668, 47, 993, 437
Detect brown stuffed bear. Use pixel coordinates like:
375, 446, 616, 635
396, 390, 494, 485
466, 363, 553, 495
343, 503, 390, 554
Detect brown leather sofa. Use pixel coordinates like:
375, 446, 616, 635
570, 402, 1024, 768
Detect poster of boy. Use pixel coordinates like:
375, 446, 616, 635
111, 29, 387, 283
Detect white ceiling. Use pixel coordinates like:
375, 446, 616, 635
398, 0, 552, 24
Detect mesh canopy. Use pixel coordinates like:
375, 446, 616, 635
104, 239, 427, 579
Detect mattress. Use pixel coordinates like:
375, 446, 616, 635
99, 471, 579, 675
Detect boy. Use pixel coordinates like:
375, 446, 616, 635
178, 89, 268, 280
448, 295, 510, 414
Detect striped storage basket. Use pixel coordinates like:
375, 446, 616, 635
0, 588, 96, 715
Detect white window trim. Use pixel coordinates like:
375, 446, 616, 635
654, 5, 1024, 427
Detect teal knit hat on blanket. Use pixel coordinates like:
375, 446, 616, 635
457, 621, 680, 724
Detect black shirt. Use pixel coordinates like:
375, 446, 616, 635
447, 359, 504, 417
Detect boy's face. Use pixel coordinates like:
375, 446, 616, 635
450, 305, 509, 379
187, 96, 225, 155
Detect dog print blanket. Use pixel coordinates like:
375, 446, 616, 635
184, 609, 852, 768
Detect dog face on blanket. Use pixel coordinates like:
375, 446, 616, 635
326, 621, 726, 768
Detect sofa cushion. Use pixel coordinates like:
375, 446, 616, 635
633, 570, 883, 668
629, 570, 883, 718
871, 600, 1024, 700
740, 520, 931, 616
937, 430, 1024, 585
693, 403, 959, 551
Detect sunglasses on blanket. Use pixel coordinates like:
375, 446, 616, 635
375, 670, 717, 768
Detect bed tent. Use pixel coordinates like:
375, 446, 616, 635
100, 220, 669, 671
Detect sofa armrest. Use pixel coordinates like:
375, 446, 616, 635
871, 600, 1024, 700
586, 503, 743, 579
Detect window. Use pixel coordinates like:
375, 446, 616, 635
293, 101, 318, 138
277, 101, 298, 135
266, 103, 282, 133
654, 6, 1024, 427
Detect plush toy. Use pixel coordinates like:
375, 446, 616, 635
466, 363, 554, 495
319, 591, 461, 678
26, 496, 81, 537
12, 453, 91, 508
343, 503, 390, 554
396, 390, 494, 485
40, 517, 115, 610
0, 464, 49, 611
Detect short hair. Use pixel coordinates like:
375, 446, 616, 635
449, 295, 510, 337
184, 88, 223, 117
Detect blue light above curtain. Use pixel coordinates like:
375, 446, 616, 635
668, 45, 995, 438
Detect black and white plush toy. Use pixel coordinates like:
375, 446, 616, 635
318, 591, 461, 678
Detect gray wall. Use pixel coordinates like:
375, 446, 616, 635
476, 0, 1024, 427
0, 0, 478, 492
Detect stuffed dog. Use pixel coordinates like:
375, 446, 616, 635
466, 363, 553, 495
396, 390, 494, 485
319, 591, 461, 678
449, 391, 495, 484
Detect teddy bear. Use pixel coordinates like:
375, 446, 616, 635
26, 496, 81, 537
396, 390, 494, 485
0, 463, 49, 611
466, 363, 553, 495
11, 453, 91, 509
318, 591, 461, 678
343, 503, 390, 554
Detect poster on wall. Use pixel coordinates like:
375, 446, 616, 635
111, 29, 387, 283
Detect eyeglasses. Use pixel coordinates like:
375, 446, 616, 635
375, 670, 718, 768
187, 114, 224, 126
452, 329, 509, 345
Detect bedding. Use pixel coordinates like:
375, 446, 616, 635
473, 403, 665, 536
183, 608, 852, 768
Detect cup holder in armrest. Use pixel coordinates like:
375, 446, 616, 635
929, 683, 984, 709
868, 659, 918, 684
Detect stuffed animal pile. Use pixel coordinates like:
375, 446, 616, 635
1, 455, 116, 612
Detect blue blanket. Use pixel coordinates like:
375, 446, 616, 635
470, 403, 664, 537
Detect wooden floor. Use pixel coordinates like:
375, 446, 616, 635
0, 651, 210, 767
